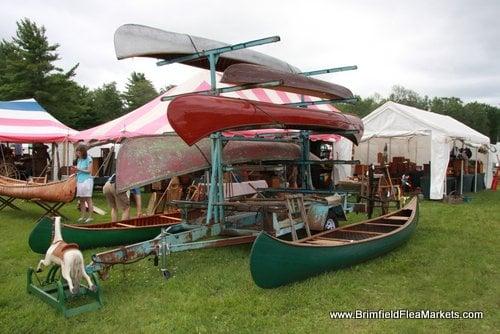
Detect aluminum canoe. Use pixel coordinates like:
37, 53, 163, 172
114, 24, 300, 73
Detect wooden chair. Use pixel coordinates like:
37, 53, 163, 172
285, 194, 312, 242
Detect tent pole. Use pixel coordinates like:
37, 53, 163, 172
474, 147, 478, 192
51, 143, 57, 181
366, 140, 370, 167
0, 142, 8, 176
415, 137, 418, 164
460, 159, 464, 195
389, 137, 392, 163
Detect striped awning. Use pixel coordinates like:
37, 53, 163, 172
0, 99, 78, 143
72, 70, 343, 143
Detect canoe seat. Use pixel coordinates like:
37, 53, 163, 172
305, 239, 349, 246
160, 215, 182, 221
385, 216, 408, 221
317, 237, 353, 243
365, 222, 401, 227
341, 229, 384, 235
116, 223, 135, 228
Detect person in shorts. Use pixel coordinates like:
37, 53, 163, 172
74, 145, 93, 223
103, 174, 130, 222
103, 174, 143, 222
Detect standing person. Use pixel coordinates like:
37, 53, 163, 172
74, 145, 94, 223
103, 174, 129, 222
103, 173, 142, 221
130, 187, 142, 217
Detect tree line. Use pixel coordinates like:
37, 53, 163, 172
1, 19, 499, 143
341, 86, 499, 143
0, 19, 159, 130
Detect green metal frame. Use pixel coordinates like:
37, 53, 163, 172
161, 81, 283, 101
83, 35, 361, 281
27, 266, 103, 317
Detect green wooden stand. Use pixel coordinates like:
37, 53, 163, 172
27, 266, 103, 317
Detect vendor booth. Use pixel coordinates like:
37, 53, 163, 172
353, 101, 492, 199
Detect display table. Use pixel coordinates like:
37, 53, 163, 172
456, 174, 473, 194
421, 176, 457, 199
471, 173, 485, 192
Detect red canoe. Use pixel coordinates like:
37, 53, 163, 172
167, 95, 363, 146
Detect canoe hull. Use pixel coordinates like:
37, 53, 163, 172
0, 174, 76, 203
29, 214, 181, 254
221, 63, 353, 100
115, 134, 320, 192
114, 24, 300, 73
167, 95, 364, 145
250, 198, 418, 288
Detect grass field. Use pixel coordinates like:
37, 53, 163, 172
0, 191, 499, 333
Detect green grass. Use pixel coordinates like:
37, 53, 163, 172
0, 191, 499, 333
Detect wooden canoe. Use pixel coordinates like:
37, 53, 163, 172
167, 95, 364, 146
28, 213, 182, 254
0, 174, 76, 203
250, 197, 418, 288
221, 63, 354, 100
114, 24, 300, 73
115, 134, 320, 192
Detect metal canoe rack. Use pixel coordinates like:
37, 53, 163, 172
85, 32, 360, 280
27, 266, 103, 317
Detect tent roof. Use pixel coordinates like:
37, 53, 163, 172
0, 98, 78, 143
362, 101, 490, 145
73, 70, 344, 143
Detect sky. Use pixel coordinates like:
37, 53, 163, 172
1, 0, 499, 106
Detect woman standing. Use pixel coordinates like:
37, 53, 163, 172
75, 145, 93, 223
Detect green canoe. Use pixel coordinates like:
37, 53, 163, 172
250, 197, 419, 288
29, 214, 182, 254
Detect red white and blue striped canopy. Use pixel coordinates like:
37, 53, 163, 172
73, 70, 344, 143
0, 98, 78, 143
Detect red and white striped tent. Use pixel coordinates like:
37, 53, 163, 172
0, 98, 78, 143
72, 70, 345, 143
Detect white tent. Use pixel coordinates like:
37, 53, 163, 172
353, 101, 492, 199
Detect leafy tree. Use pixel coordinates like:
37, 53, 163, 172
122, 72, 158, 112
339, 95, 383, 118
0, 18, 84, 126
388, 85, 429, 110
89, 82, 124, 122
